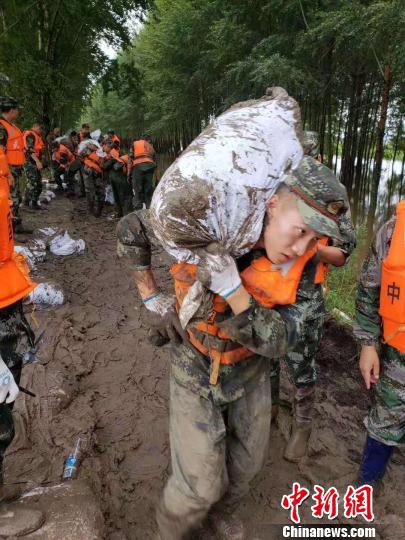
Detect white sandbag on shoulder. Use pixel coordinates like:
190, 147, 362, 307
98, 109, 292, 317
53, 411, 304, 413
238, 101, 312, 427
150, 87, 304, 263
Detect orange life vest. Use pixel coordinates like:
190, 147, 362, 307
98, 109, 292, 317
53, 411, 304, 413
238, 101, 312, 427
23, 129, 45, 158
171, 242, 325, 368
110, 149, 129, 173
379, 200, 405, 352
110, 148, 119, 160
83, 151, 103, 174
0, 149, 10, 179
0, 118, 25, 166
53, 144, 74, 168
0, 175, 36, 309
132, 140, 155, 166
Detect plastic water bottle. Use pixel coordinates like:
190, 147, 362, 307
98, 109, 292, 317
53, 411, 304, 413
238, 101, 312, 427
63, 437, 85, 480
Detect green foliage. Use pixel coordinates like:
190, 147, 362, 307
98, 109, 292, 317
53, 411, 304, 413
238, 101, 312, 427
84, 0, 405, 222
0, 0, 146, 130
326, 226, 368, 320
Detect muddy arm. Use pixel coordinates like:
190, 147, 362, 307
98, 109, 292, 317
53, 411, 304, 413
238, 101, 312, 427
116, 210, 161, 300
217, 299, 302, 359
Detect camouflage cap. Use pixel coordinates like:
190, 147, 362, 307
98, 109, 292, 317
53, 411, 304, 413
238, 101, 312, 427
302, 131, 319, 157
284, 156, 348, 241
0, 96, 22, 110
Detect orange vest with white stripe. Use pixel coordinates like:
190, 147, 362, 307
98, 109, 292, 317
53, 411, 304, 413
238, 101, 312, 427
379, 200, 405, 352
132, 140, 155, 166
171, 241, 326, 366
0, 171, 36, 309
0, 119, 25, 166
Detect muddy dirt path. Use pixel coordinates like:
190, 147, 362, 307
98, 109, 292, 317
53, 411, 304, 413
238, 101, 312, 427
6, 196, 404, 539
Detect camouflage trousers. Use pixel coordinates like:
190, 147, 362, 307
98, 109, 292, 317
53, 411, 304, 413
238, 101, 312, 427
23, 162, 42, 205
157, 360, 272, 539
83, 170, 104, 212
270, 289, 325, 416
365, 344, 405, 446
0, 301, 34, 480
9, 166, 23, 217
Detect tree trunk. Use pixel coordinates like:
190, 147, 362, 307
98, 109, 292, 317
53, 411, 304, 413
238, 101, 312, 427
366, 64, 392, 242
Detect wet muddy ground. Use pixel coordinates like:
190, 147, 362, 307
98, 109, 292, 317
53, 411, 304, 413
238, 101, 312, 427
6, 195, 404, 539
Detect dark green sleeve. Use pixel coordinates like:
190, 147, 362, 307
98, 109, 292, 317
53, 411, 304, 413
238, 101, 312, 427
217, 300, 305, 359
102, 157, 115, 171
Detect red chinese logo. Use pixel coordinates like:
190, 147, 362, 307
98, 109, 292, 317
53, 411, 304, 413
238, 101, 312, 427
281, 482, 310, 524
281, 483, 374, 523
343, 485, 374, 522
311, 485, 339, 520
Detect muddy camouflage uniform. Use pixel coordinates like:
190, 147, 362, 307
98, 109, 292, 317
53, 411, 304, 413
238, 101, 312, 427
0, 122, 23, 217
0, 301, 34, 480
24, 132, 42, 206
116, 210, 306, 537
354, 217, 405, 446
117, 157, 351, 536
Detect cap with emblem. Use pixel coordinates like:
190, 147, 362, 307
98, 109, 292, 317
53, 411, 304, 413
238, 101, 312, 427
284, 156, 348, 241
0, 96, 22, 111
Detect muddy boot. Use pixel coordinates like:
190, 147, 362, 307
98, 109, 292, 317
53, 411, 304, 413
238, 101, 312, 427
284, 386, 315, 462
0, 503, 44, 537
156, 499, 193, 540
284, 421, 312, 462
209, 511, 247, 540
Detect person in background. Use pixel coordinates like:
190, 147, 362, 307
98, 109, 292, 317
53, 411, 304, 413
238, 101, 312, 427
51, 140, 76, 195
270, 131, 356, 462
0, 96, 31, 233
79, 123, 90, 142
102, 139, 132, 217
129, 135, 156, 210
79, 140, 104, 217
107, 129, 121, 151
23, 122, 45, 210
355, 201, 405, 487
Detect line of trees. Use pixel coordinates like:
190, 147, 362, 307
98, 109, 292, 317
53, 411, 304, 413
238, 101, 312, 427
86, 0, 405, 235
0, 0, 147, 130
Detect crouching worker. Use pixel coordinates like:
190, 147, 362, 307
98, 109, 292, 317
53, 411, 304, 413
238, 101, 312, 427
0, 152, 44, 535
117, 156, 350, 539
355, 200, 405, 487
102, 140, 133, 217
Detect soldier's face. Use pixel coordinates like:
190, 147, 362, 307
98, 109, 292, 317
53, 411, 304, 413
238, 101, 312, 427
263, 195, 318, 264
